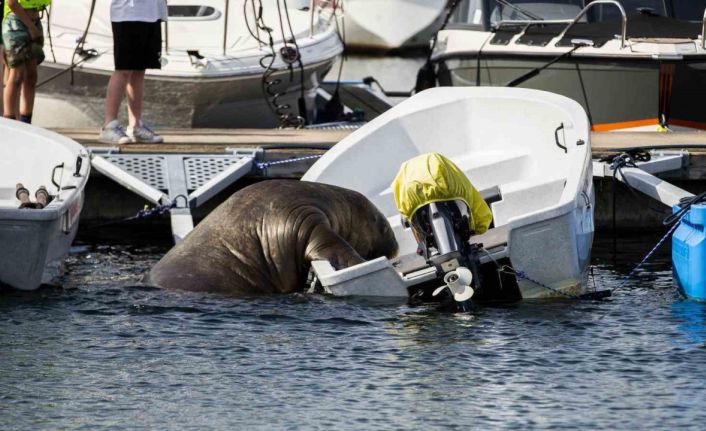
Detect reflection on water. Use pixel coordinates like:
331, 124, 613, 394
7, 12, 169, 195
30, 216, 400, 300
1, 233, 706, 430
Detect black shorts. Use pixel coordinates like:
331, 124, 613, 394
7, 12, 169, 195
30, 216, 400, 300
112, 21, 162, 70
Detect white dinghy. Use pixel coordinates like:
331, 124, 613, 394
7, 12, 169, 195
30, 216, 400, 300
303, 87, 595, 302
0, 119, 90, 290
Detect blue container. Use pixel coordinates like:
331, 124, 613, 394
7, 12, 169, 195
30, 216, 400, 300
672, 203, 706, 301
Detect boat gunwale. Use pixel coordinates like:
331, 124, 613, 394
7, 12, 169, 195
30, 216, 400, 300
0, 120, 90, 221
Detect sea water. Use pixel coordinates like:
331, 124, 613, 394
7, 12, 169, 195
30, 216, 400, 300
3, 56, 706, 430
2, 232, 706, 430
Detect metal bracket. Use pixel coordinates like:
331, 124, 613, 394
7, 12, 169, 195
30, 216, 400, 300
593, 150, 693, 207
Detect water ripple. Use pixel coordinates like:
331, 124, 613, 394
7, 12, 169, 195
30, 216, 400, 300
1, 235, 706, 430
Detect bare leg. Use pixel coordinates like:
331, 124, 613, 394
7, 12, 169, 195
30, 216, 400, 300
126, 69, 145, 127
0, 45, 4, 113
3, 65, 25, 119
104, 70, 131, 126
19, 58, 37, 116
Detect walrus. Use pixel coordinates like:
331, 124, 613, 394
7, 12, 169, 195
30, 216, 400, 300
148, 180, 399, 295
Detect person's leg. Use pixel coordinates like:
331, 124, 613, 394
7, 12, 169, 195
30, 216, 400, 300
99, 69, 132, 144
125, 69, 161, 143
3, 64, 24, 119
124, 21, 162, 143
126, 69, 144, 127
1, 18, 6, 117
18, 58, 37, 123
104, 69, 131, 126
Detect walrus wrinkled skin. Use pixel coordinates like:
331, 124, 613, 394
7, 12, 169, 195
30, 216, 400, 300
148, 180, 399, 295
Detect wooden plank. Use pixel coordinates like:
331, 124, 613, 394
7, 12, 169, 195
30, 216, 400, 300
591, 131, 706, 151
52, 127, 354, 153
53, 128, 706, 158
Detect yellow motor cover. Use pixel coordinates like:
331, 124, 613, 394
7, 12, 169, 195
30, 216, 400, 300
392, 152, 492, 235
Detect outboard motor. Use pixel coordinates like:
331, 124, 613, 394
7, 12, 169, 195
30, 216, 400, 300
408, 200, 482, 311
393, 152, 495, 311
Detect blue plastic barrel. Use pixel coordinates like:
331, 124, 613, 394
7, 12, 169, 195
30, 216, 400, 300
672, 203, 706, 301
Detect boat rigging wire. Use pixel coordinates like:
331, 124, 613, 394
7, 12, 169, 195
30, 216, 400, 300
45, 5, 56, 63
506, 42, 588, 87
70, 0, 98, 85
245, 0, 308, 128
38, 0, 99, 88
414, 0, 463, 93
280, 0, 308, 126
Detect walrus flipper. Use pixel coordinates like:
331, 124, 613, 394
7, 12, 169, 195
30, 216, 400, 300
305, 225, 366, 270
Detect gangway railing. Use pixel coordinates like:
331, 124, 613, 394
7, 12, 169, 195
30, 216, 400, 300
494, 0, 628, 49
701, 7, 706, 49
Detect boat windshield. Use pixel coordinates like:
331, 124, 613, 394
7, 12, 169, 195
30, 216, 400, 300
588, 0, 665, 21
449, 0, 706, 27
488, 0, 585, 24
672, 0, 706, 21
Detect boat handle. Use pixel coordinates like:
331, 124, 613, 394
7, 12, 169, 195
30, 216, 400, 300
74, 156, 83, 177
51, 163, 65, 191
554, 123, 567, 153
556, 0, 627, 49
581, 191, 592, 209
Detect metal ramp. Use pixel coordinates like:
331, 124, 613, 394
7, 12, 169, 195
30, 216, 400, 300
89, 147, 257, 243
593, 150, 693, 205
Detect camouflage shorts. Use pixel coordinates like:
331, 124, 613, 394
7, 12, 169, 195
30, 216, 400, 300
1, 14, 45, 68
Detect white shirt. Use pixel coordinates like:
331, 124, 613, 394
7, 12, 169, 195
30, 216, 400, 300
111, 0, 168, 23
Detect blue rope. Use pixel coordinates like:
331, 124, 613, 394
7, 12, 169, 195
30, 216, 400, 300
124, 203, 175, 221
124, 195, 188, 221
256, 154, 322, 170
504, 266, 581, 299
611, 212, 686, 293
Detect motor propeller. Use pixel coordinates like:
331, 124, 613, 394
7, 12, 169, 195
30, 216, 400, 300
433, 266, 474, 302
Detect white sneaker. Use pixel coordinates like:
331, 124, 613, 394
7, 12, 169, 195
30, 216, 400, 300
98, 120, 131, 145
127, 121, 164, 143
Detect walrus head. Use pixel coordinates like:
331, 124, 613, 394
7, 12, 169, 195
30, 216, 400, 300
301, 184, 400, 273
341, 193, 399, 262
366, 212, 399, 260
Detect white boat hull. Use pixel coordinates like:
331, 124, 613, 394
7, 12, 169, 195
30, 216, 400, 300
0, 205, 82, 290
23, 0, 343, 128
304, 87, 594, 299
342, 0, 447, 50
33, 58, 335, 128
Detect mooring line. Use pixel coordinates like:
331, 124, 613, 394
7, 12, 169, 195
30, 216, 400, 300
611, 213, 686, 294
256, 154, 323, 170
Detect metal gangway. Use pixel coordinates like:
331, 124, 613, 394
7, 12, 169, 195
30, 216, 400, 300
90, 147, 258, 244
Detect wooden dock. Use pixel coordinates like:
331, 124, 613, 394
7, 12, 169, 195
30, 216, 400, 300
52, 127, 706, 233
55, 127, 352, 154
56, 127, 706, 155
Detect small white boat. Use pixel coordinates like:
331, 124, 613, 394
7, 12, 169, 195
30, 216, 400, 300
0, 119, 90, 290
341, 0, 447, 50
29, 0, 342, 128
303, 87, 595, 300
